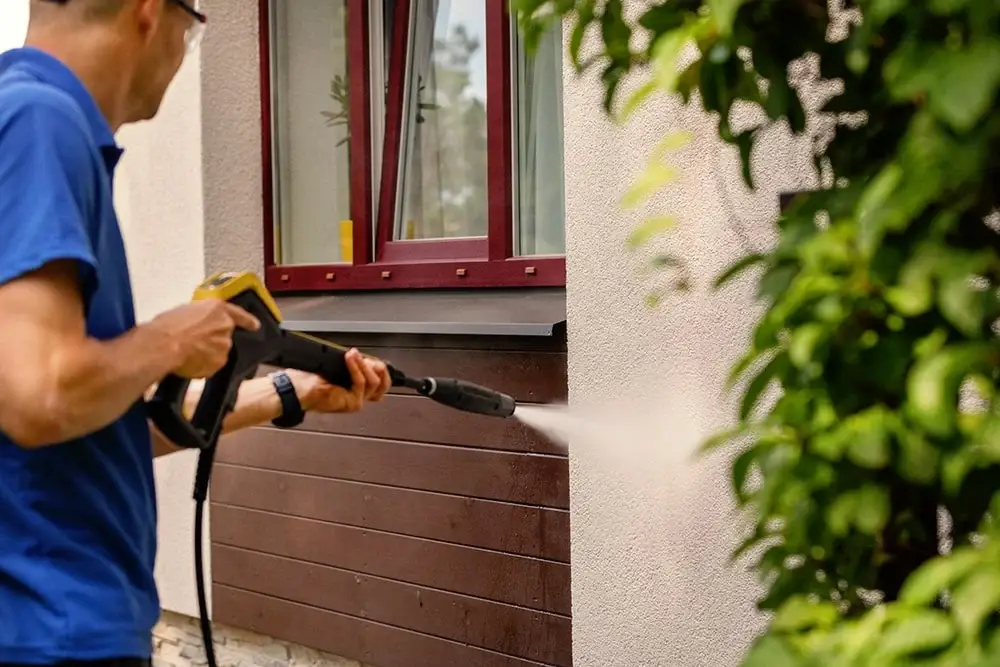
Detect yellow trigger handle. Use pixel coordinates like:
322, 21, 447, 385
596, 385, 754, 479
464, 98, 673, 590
192, 271, 283, 323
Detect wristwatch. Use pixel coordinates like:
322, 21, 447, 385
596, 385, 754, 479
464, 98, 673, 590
270, 371, 305, 429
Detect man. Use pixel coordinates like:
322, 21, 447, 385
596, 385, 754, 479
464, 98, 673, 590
0, 1, 392, 665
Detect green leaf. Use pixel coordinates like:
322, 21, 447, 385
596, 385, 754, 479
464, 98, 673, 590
620, 164, 679, 208
741, 634, 802, 667
900, 549, 983, 606
826, 485, 890, 537
950, 568, 1000, 640
937, 251, 994, 337
907, 344, 997, 437
875, 610, 956, 661
771, 596, 840, 633
568, 0, 597, 70
700, 422, 772, 455
869, 0, 908, 25
856, 162, 903, 254
756, 264, 798, 302
928, 0, 969, 13
895, 430, 940, 485
740, 354, 788, 421
826, 492, 857, 537
854, 484, 890, 535
706, 0, 746, 36
648, 20, 702, 93
885, 248, 936, 316
618, 80, 657, 122
625, 216, 677, 249
726, 346, 775, 389
927, 38, 1000, 132
735, 130, 756, 189
714, 253, 769, 289
638, 3, 687, 34
732, 445, 759, 501
788, 323, 828, 373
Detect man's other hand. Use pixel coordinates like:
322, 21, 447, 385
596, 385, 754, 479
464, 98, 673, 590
287, 348, 392, 414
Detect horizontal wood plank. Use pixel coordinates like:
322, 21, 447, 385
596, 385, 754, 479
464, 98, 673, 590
285, 394, 564, 454
215, 429, 569, 509
210, 505, 571, 615
214, 586, 555, 667
213, 546, 571, 666
262, 348, 566, 404
212, 466, 570, 561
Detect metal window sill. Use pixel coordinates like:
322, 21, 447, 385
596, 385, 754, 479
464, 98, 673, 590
274, 288, 566, 337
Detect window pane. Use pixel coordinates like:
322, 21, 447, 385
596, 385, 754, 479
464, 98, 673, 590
394, 1, 488, 241
514, 20, 566, 256
271, 0, 353, 265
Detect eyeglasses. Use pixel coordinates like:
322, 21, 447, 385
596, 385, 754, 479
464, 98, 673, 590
170, 0, 207, 54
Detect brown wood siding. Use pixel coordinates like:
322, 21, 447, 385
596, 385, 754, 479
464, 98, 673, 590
210, 339, 570, 667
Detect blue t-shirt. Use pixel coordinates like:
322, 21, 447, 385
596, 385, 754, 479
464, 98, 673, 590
0, 47, 159, 663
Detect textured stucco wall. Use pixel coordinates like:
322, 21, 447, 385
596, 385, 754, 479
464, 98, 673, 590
200, 0, 265, 276
116, 50, 208, 619
0, 0, 27, 52
562, 24, 824, 667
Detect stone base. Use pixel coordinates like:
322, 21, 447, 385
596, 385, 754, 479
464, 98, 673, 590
153, 610, 368, 667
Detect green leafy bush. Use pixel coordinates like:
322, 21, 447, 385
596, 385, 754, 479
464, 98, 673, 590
512, 0, 1000, 664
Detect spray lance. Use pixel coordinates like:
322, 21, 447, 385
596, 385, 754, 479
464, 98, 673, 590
146, 271, 516, 667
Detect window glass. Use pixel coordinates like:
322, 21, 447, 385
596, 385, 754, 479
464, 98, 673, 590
514, 21, 566, 256
394, 1, 489, 241
271, 0, 353, 265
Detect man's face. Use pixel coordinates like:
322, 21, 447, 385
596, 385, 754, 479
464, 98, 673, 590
124, 0, 202, 122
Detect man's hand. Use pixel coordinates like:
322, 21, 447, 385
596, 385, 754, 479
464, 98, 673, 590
148, 300, 260, 379
287, 348, 392, 414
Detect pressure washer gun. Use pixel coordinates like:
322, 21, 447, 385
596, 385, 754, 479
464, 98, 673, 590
145, 270, 517, 667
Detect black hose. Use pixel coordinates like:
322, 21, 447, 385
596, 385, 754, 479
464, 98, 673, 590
194, 496, 217, 667
192, 444, 219, 667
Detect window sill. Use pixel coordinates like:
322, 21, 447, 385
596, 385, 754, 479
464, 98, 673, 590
266, 256, 565, 293
274, 287, 566, 337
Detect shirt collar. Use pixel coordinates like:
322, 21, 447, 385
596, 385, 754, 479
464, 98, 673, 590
0, 46, 122, 167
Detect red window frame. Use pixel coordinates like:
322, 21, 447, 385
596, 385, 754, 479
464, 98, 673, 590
258, 0, 566, 293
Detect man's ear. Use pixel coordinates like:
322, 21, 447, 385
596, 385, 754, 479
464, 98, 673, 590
127, 0, 164, 45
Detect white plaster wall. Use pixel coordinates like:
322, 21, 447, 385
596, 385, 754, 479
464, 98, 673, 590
562, 28, 820, 667
115, 51, 208, 619
0, 0, 28, 52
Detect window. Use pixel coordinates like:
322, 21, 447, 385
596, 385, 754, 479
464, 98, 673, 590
260, 0, 566, 291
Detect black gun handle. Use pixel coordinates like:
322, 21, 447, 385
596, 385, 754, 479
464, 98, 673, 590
147, 374, 208, 450
148, 350, 243, 451
272, 331, 354, 388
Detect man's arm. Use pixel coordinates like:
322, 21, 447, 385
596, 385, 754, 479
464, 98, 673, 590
0, 93, 259, 449
0, 261, 188, 447
149, 374, 284, 458
150, 351, 391, 458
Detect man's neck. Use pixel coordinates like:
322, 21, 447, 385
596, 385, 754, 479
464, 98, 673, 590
22, 28, 131, 133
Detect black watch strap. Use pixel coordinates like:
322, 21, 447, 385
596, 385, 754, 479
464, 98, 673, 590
270, 371, 305, 428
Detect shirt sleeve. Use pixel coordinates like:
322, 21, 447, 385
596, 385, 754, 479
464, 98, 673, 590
0, 87, 100, 306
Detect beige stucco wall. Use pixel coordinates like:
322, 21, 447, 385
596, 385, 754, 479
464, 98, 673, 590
562, 37, 822, 667
200, 0, 264, 277
116, 52, 209, 620
0, 0, 27, 52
